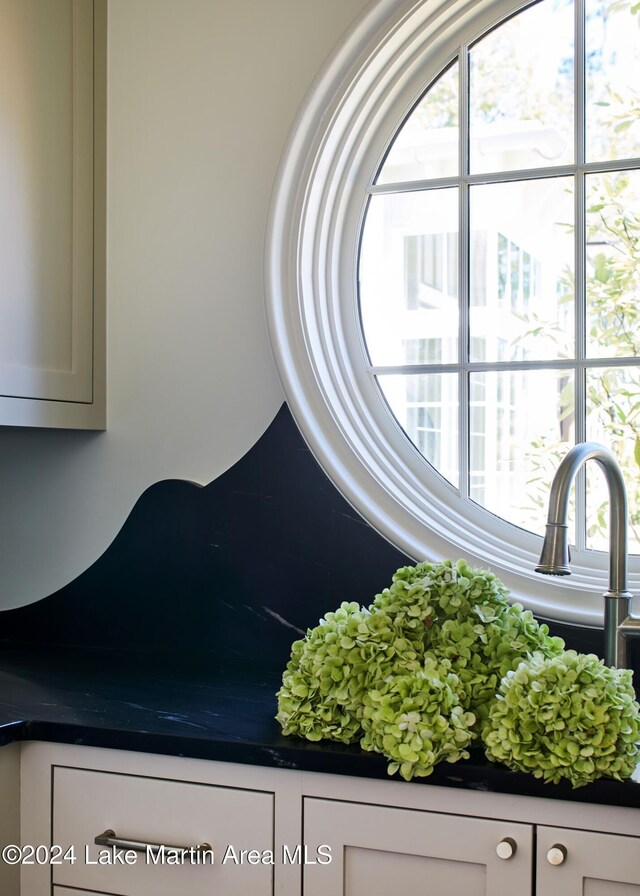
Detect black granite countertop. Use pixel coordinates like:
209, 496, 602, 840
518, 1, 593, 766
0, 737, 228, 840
0, 643, 638, 809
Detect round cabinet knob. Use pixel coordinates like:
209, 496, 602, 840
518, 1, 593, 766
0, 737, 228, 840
547, 844, 567, 866
496, 838, 517, 860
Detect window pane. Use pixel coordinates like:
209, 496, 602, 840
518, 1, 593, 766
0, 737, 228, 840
586, 171, 640, 358
586, 0, 640, 163
469, 178, 574, 362
377, 62, 459, 184
377, 373, 459, 488
586, 366, 640, 552
359, 189, 458, 366
469, 0, 574, 175
469, 369, 575, 535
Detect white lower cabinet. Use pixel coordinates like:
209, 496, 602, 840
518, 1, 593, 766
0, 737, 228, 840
51, 766, 273, 895
536, 825, 640, 895
17, 742, 640, 896
20, 744, 302, 896
303, 798, 534, 895
303, 797, 640, 896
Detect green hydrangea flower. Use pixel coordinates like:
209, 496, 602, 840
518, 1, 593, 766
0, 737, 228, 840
276, 601, 422, 744
433, 598, 564, 732
483, 650, 640, 787
373, 559, 565, 733
360, 655, 476, 781
276, 560, 639, 787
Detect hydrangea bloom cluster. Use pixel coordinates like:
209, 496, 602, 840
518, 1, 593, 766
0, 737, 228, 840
373, 561, 565, 731
276, 601, 422, 744
276, 560, 639, 784
360, 656, 476, 780
483, 650, 640, 787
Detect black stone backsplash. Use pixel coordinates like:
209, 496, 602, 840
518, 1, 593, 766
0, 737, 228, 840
0, 405, 409, 667
1, 403, 637, 681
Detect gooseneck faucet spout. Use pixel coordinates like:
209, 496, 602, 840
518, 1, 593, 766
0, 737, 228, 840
536, 442, 640, 668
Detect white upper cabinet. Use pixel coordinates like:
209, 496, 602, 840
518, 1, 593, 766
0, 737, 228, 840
0, 0, 105, 428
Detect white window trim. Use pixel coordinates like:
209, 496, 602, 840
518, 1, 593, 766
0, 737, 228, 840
265, 0, 640, 627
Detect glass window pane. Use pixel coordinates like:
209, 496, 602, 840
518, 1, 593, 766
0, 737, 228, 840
359, 189, 458, 366
586, 366, 640, 552
469, 369, 575, 535
377, 63, 459, 184
586, 0, 640, 163
586, 171, 640, 358
357, 0, 640, 568
469, 178, 574, 362
377, 373, 459, 488
469, 0, 574, 175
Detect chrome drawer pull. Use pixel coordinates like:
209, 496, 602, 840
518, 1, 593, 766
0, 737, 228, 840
95, 829, 212, 856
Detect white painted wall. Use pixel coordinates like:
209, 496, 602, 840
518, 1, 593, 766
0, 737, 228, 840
0, 0, 370, 608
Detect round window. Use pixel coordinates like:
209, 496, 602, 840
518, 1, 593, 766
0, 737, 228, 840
266, 0, 640, 625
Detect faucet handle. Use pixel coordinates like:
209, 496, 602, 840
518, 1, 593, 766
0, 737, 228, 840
536, 523, 571, 576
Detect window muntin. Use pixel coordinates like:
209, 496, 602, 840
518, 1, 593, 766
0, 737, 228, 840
359, 0, 640, 553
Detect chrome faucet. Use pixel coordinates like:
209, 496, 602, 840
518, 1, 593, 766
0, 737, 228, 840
535, 442, 640, 668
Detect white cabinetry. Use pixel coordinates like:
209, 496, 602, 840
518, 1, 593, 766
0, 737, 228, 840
304, 795, 640, 896
21, 745, 302, 896
0, 0, 106, 429
536, 826, 640, 894
18, 742, 640, 896
303, 798, 533, 895
52, 766, 273, 895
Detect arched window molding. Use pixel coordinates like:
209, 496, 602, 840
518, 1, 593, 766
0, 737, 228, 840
265, 0, 640, 627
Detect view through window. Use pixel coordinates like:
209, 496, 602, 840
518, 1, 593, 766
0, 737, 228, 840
359, 0, 640, 555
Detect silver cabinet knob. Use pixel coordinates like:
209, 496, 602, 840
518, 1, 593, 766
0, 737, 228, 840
496, 837, 517, 860
547, 844, 567, 866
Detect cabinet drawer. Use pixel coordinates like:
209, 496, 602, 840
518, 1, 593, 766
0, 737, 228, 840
52, 766, 274, 895
54, 890, 104, 895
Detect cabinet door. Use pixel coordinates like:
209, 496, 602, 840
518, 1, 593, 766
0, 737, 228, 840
537, 826, 640, 895
303, 798, 533, 896
0, 0, 105, 428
